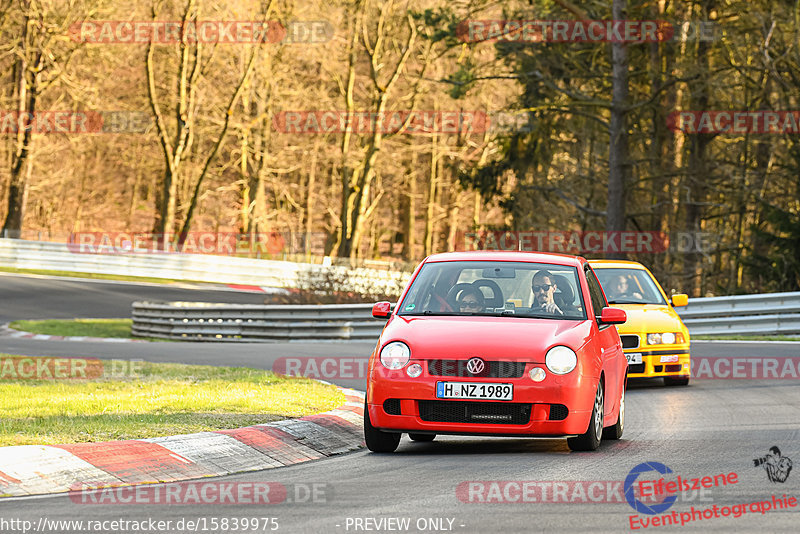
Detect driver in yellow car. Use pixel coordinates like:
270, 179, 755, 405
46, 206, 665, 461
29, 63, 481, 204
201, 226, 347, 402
609, 274, 644, 301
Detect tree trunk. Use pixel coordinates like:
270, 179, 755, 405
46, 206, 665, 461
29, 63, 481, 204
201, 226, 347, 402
304, 143, 318, 258
683, 0, 715, 296
337, 2, 416, 262
606, 0, 630, 258
402, 168, 416, 260
424, 134, 438, 256
2, 3, 36, 238
146, 0, 201, 242
332, 0, 363, 259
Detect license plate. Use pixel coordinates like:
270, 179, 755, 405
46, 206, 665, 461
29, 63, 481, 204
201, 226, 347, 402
436, 382, 513, 400
626, 352, 643, 364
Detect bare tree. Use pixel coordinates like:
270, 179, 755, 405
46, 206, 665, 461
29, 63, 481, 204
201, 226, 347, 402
606, 0, 630, 257
335, 0, 417, 261
1, 0, 85, 237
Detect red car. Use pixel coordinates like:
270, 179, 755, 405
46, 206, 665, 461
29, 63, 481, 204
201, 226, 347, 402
365, 251, 628, 452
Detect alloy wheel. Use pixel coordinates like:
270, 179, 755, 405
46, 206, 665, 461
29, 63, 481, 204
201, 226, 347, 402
593, 382, 604, 438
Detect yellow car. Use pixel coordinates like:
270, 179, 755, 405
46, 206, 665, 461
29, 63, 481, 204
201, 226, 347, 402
589, 260, 690, 386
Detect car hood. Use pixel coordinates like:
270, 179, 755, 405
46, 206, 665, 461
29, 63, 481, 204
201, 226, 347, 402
380, 315, 592, 361
611, 304, 687, 334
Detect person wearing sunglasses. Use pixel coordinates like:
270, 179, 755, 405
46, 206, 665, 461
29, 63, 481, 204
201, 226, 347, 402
457, 286, 485, 313
531, 270, 565, 315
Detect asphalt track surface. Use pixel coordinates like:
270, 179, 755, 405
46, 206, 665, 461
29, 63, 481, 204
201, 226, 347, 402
1, 274, 799, 533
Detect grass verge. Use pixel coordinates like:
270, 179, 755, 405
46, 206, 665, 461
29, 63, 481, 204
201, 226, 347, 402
10, 318, 134, 338
0, 357, 345, 446
693, 335, 800, 341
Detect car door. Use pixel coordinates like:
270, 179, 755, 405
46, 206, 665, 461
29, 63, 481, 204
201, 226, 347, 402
585, 265, 622, 420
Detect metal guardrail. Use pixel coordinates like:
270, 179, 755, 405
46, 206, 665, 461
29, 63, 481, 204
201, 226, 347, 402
133, 292, 800, 342
0, 238, 410, 293
676, 291, 800, 336
132, 302, 385, 341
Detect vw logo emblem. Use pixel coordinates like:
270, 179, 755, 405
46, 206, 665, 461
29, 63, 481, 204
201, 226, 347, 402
466, 357, 485, 375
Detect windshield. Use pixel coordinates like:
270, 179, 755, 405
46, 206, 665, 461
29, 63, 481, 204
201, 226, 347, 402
398, 261, 586, 320
594, 268, 667, 305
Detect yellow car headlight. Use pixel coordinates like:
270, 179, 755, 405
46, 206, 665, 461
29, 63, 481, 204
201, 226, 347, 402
647, 332, 684, 345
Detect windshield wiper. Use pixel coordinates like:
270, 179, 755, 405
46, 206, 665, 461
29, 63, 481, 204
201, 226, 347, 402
514, 313, 562, 319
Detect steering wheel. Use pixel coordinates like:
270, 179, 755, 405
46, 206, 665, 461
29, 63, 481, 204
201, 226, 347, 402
472, 280, 504, 309
445, 283, 476, 310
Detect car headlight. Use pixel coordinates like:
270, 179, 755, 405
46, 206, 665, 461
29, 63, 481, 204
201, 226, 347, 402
380, 341, 410, 369
647, 332, 684, 345
545, 346, 577, 375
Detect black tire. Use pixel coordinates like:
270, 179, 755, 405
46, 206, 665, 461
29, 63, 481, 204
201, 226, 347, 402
602, 383, 624, 440
567, 380, 604, 451
364, 403, 401, 452
664, 376, 689, 386
408, 433, 435, 442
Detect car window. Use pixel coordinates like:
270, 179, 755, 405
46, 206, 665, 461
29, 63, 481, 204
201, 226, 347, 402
593, 267, 667, 305
585, 267, 608, 317
398, 261, 586, 320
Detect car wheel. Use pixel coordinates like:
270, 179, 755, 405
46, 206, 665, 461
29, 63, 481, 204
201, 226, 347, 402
602, 384, 624, 440
664, 376, 689, 386
567, 380, 604, 452
408, 433, 435, 442
364, 403, 401, 452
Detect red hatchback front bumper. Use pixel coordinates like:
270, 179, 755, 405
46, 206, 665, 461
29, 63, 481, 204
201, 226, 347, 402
367, 363, 597, 437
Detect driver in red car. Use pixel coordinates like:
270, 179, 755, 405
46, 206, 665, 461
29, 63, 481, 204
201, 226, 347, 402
532, 270, 570, 315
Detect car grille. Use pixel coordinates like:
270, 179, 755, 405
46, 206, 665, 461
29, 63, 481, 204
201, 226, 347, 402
665, 364, 682, 372
628, 363, 645, 374
418, 401, 532, 425
427, 360, 526, 378
383, 399, 401, 415
620, 335, 640, 349
654, 365, 663, 373
549, 404, 569, 421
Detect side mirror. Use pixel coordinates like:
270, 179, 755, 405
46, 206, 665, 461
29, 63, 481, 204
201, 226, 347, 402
598, 307, 627, 325
372, 301, 392, 319
671, 294, 688, 307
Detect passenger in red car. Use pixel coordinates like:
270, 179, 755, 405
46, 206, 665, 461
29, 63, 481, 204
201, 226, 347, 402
457, 287, 485, 313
